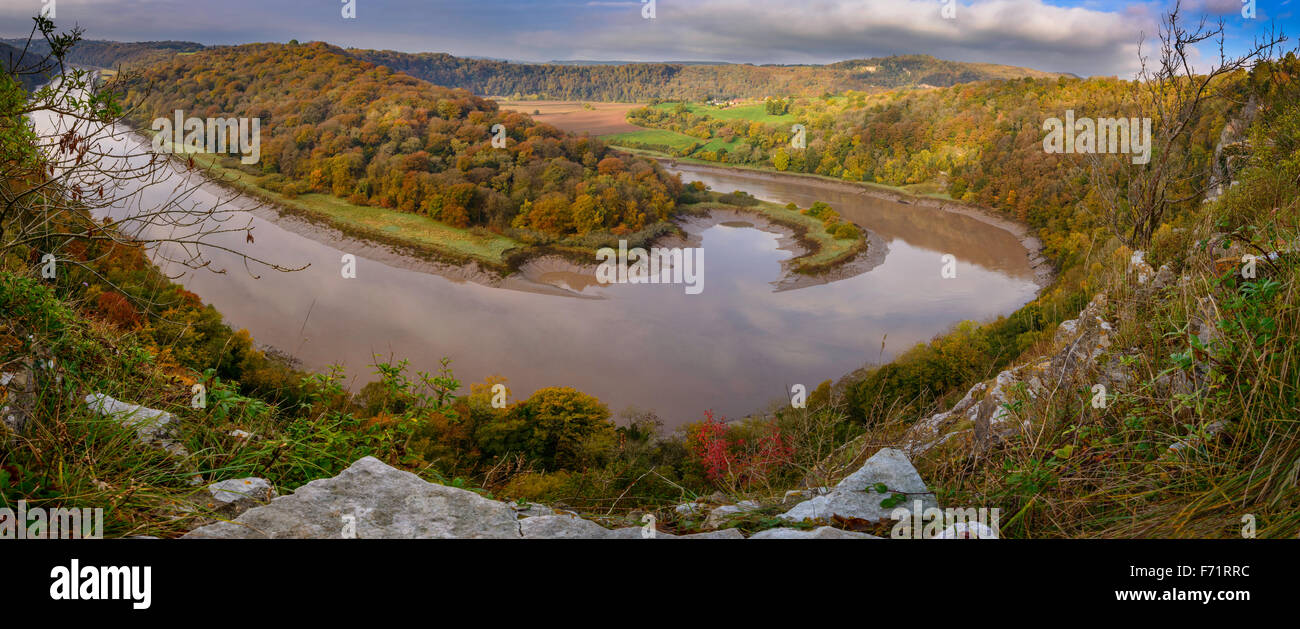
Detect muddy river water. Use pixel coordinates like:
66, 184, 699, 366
38, 110, 1041, 428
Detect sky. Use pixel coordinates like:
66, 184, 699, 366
1, 0, 1295, 77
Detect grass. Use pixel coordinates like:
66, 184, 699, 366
698, 136, 742, 153
600, 128, 701, 153
651, 101, 797, 125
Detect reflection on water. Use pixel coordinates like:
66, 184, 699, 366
42, 114, 1039, 428
669, 164, 1037, 280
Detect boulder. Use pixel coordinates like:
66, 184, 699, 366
204, 477, 278, 517
780, 448, 935, 524
183, 457, 520, 539
782, 488, 830, 504
750, 526, 879, 539
84, 393, 188, 456
521, 514, 614, 539
674, 502, 707, 516
704, 500, 761, 529
208, 477, 277, 504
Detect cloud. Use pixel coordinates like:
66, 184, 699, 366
0, 0, 1228, 77
518, 0, 1152, 76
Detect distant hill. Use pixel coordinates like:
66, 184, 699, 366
0, 41, 47, 91
547, 59, 733, 66
825, 55, 1073, 87
345, 50, 1070, 101
2, 34, 1071, 100
0, 38, 204, 70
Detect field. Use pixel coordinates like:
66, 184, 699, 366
600, 100, 800, 158
495, 99, 643, 135
650, 101, 797, 125
599, 127, 701, 153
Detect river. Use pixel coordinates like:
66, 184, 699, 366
35, 110, 1041, 428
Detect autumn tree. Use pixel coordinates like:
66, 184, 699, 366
1092, 1, 1286, 247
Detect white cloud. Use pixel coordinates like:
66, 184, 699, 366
1, 0, 1171, 77
519, 0, 1153, 76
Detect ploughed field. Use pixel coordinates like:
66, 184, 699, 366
495, 100, 644, 136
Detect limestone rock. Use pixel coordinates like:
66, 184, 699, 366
521, 514, 614, 539
183, 457, 520, 539
677, 528, 745, 539
704, 500, 761, 529
209, 477, 276, 503
674, 502, 707, 516
84, 393, 188, 456
203, 477, 278, 518
750, 526, 879, 539
782, 488, 829, 504
780, 448, 935, 524
905, 293, 1114, 457
1129, 250, 1155, 285
1, 369, 34, 436
511, 502, 564, 519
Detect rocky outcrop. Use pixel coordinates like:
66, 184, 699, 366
185, 457, 522, 539
904, 291, 1115, 457
178, 456, 911, 539
779, 448, 936, 523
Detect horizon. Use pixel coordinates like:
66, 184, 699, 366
2, 0, 1295, 78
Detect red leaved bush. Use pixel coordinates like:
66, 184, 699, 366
94, 291, 141, 329
687, 410, 794, 491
